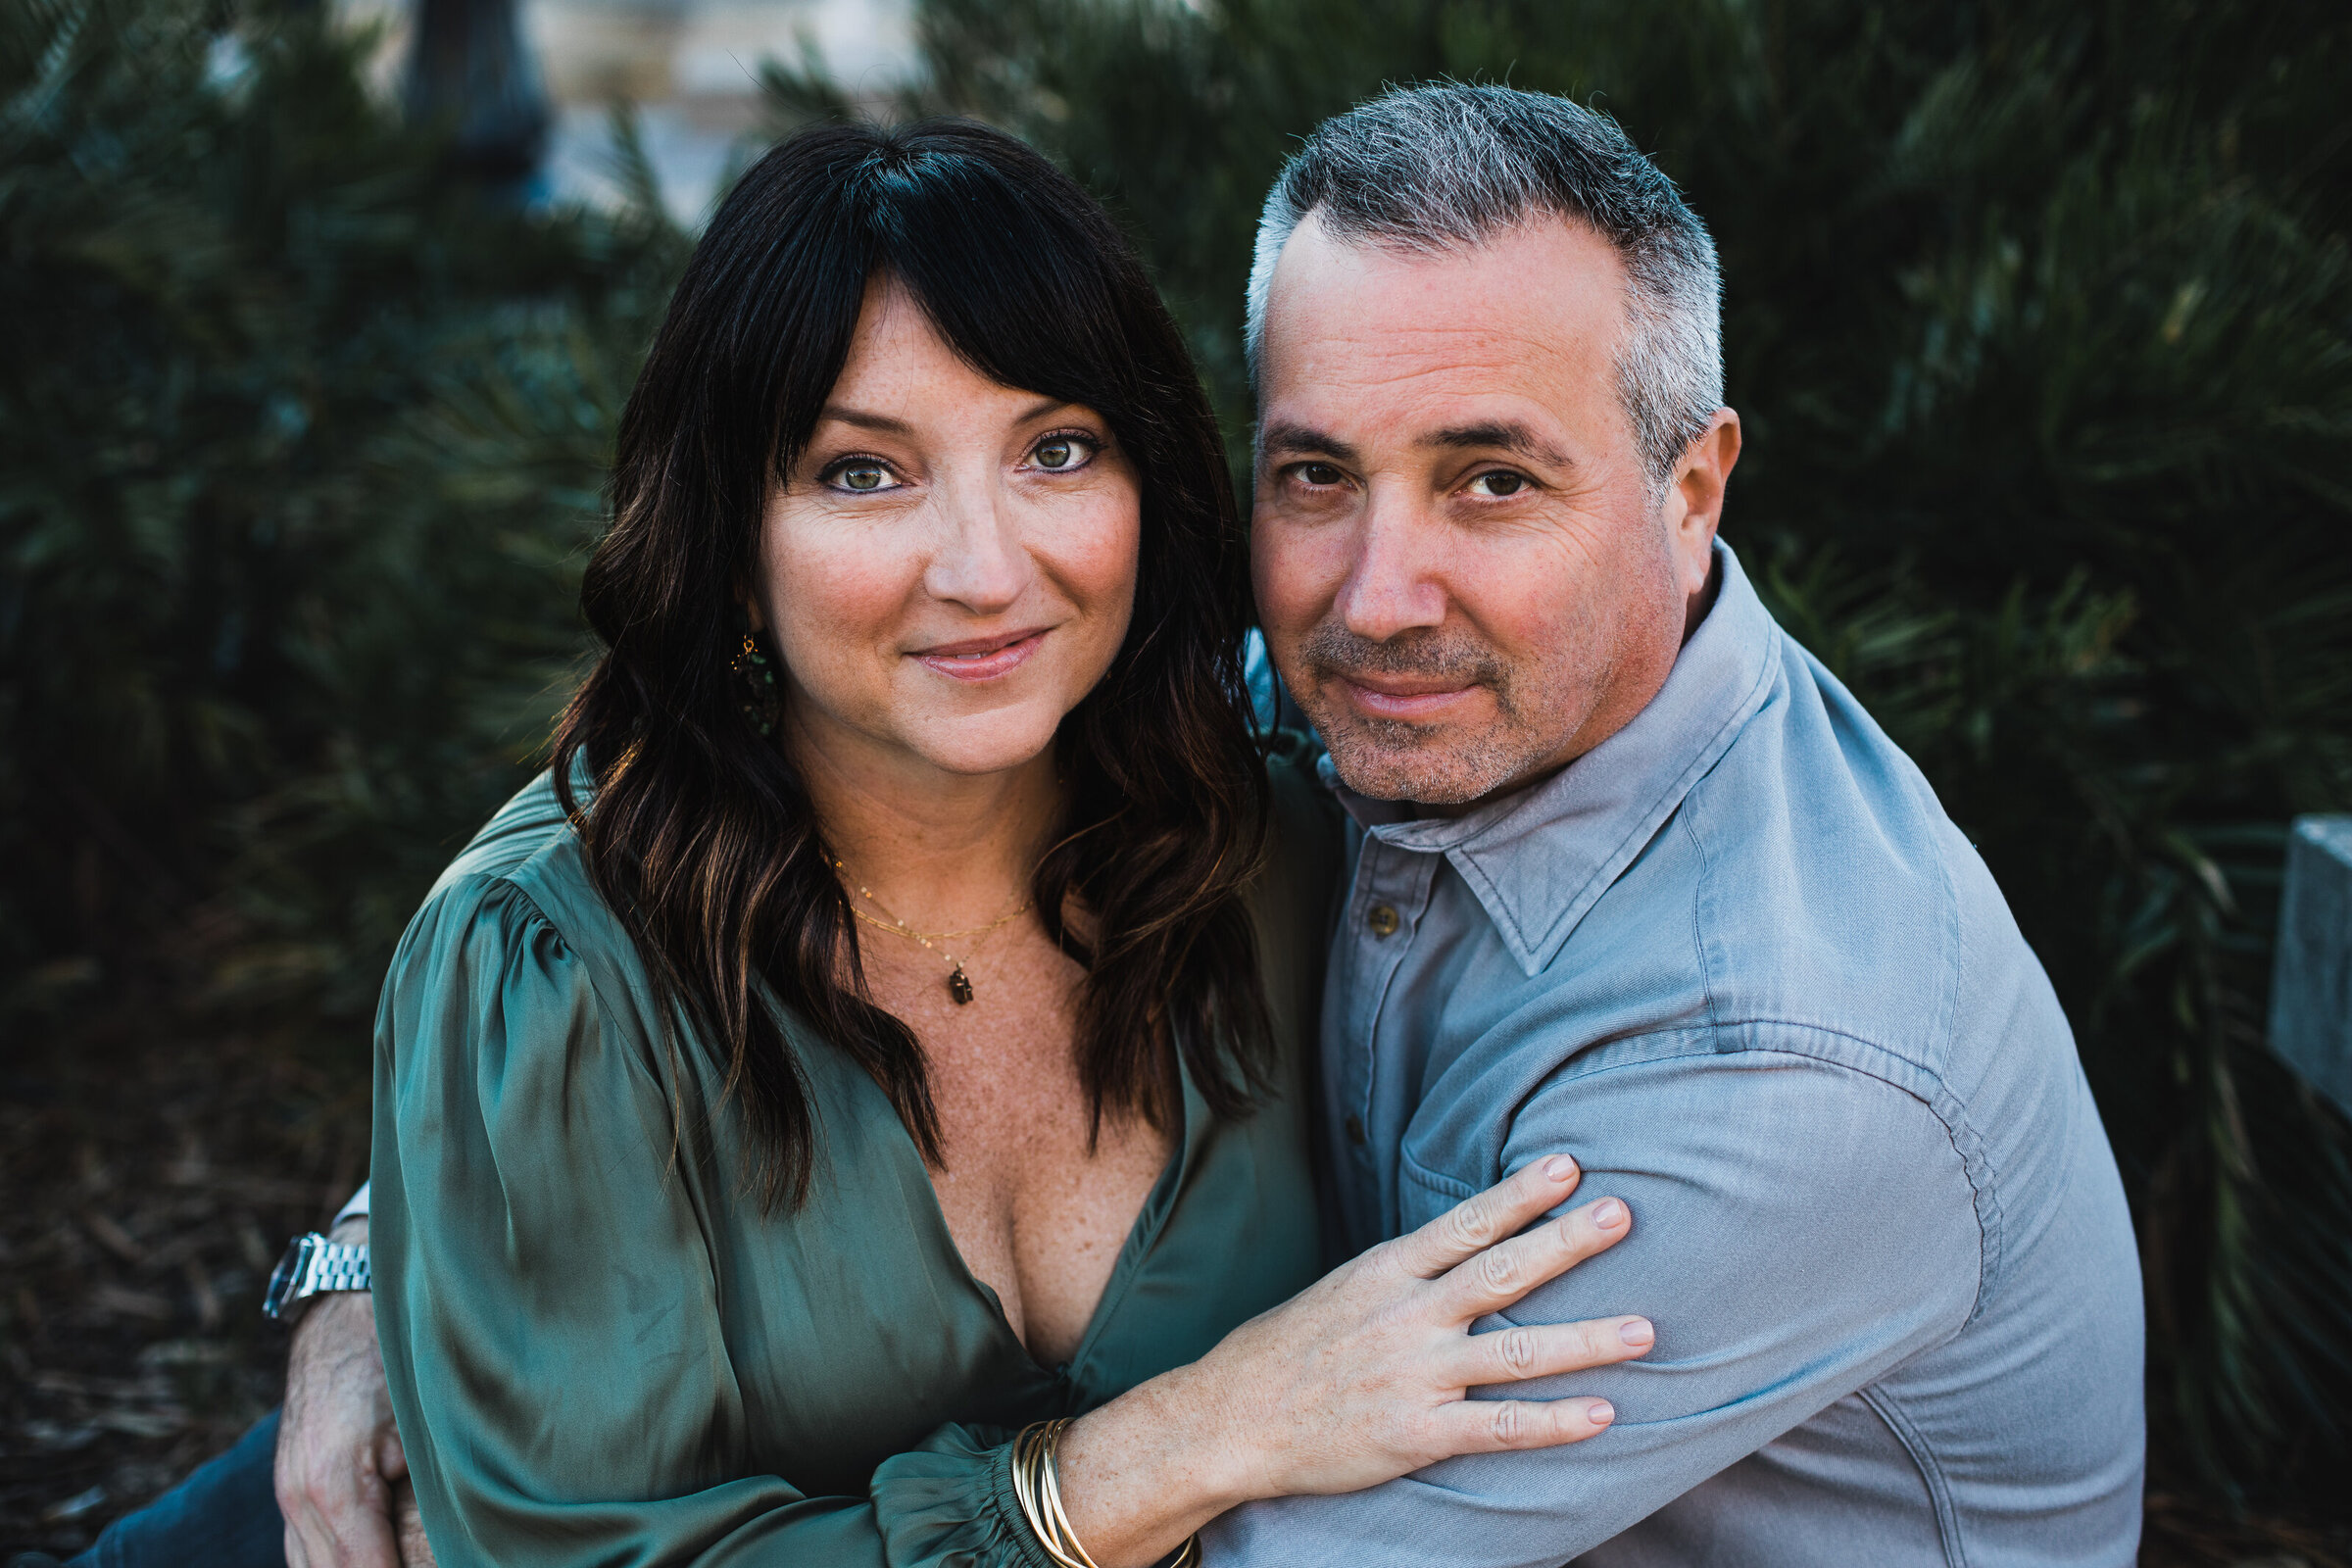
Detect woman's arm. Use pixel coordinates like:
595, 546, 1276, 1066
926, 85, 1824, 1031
375, 874, 1643, 1567
291, 1166, 1637, 1568
376, 876, 1074, 1567
1056, 1157, 1639, 1566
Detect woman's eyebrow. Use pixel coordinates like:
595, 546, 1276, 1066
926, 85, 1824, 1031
816, 405, 913, 435
815, 397, 1075, 434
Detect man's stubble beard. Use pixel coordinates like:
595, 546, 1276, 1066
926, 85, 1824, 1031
1292, 620, 1582, 808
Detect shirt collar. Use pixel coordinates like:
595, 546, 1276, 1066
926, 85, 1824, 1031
1322, 539, 1781, 976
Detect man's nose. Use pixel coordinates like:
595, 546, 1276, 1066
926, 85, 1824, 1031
1333, 492, 1448, 642
924, 478, 1030, 613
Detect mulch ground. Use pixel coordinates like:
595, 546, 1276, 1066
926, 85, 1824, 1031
3, 1000, 365, 1559
2, 1002, 2345, 1563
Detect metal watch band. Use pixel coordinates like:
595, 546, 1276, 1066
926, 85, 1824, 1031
264, 1232, 371, 1321
303, 1241, 370, 1295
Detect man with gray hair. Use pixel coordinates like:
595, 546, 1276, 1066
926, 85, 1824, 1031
1212, 82, 2144, 1564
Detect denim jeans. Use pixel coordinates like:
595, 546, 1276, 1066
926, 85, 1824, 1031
69, 1410, 284, 1568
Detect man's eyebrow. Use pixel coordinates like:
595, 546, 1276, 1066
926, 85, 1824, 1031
1422, 421, 1575, 470
1257, 421, 1361, 466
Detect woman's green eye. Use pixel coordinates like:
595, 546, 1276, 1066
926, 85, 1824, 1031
838, 463, 889, 491
1033, 436, 1091, 470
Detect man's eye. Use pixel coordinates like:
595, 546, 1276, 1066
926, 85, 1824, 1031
1031, 434, 1098, 471
828, 461, 899, 493
1295, 463, 1346, 487
1467, 470, 1529, 498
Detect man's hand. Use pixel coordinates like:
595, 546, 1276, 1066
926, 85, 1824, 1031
394, 1478, 436, 1568
274, 1218, 408, 1568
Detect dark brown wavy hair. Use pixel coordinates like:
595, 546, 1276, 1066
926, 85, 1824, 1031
551, 121, 1274, 1207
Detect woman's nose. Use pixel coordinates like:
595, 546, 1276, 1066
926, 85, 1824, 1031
923, 482, 1031, 613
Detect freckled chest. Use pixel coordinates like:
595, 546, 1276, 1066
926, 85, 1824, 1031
856, 927, 1173, 1367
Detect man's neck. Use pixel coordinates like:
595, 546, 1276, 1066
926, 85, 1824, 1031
1682, 550, 1724, 644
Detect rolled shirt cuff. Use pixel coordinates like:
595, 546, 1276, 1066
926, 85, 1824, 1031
332, 1181, 370, 1227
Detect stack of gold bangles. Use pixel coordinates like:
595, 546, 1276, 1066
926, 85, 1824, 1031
1011, 1419, 1201, 1568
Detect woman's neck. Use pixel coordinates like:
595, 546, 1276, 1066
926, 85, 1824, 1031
784, 706, 1060, 928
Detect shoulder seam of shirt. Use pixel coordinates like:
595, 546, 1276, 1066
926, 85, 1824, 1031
1905, 729, 1968, 1111
1899, 762, 1996, 1316
421, 861, 659, 1091
420, 861, 739, 1273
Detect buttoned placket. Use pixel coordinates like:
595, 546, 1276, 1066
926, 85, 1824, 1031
1327, 831, 1440, 1252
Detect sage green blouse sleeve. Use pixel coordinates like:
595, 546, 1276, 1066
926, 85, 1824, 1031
370, 873, 1053, 1568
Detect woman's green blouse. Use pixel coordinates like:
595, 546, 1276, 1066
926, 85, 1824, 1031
369, 746, 1340, 1568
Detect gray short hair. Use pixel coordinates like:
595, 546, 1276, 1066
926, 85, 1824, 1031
1246, 83, 1723, 491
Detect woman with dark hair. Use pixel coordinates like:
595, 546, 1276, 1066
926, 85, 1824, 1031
368, 120, 1647, 1568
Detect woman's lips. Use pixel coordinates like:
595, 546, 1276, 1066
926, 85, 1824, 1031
912, 628, 1051, 682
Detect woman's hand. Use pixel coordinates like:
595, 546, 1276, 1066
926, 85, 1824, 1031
1198, 1153, 1642, 1496
1056, 1154, 1643, 1564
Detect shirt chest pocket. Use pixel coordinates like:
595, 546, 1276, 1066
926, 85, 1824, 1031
1396, 1149, 1481, 1236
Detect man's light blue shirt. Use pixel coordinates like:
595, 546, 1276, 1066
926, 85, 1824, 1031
1210, 542, 2144, 1567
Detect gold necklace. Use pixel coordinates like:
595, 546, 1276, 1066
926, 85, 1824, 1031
834, 861, 1033, 1005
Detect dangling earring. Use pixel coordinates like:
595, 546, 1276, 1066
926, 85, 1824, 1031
734, 629, 779, 737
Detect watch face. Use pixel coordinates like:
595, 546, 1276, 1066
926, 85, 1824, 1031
264, 1234, 316, 1320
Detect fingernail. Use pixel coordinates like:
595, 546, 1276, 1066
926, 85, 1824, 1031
1592, 1198, 1627, 1228
1619, 1318, 1653, 1348
1543, 1154, 1578, 1181
1589, 1400, 1615, 1426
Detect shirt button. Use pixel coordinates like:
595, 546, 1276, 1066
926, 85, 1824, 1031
1366, 904, 1400, 937
1344, 1114, 1367, 1146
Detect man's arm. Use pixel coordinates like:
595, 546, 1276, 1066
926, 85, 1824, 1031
1204, 1044, 1983, 1567
275, 1205, 412, 1568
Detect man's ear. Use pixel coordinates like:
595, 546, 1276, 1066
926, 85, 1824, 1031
1665, 408, 1741, 602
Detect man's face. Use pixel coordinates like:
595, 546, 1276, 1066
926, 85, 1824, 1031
1252, 213, 1737, 808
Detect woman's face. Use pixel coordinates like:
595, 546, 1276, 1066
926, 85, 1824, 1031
757, 278, 1142, 781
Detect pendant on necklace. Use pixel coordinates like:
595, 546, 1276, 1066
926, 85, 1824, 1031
948, 965, 975, 1005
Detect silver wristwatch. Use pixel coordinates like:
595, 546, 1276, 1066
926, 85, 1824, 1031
263, 1232, 370, 1323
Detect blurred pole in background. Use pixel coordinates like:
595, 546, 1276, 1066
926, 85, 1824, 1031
2273, 817, 2352, 1121
404, 0, 550, 192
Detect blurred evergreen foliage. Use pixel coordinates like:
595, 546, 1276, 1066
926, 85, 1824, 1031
5, 0, 2349, 1523
0, 0, 685, 1020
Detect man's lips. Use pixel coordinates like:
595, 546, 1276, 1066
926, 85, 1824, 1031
1334, 673, 1484, 720
912, 627, 1052, 681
